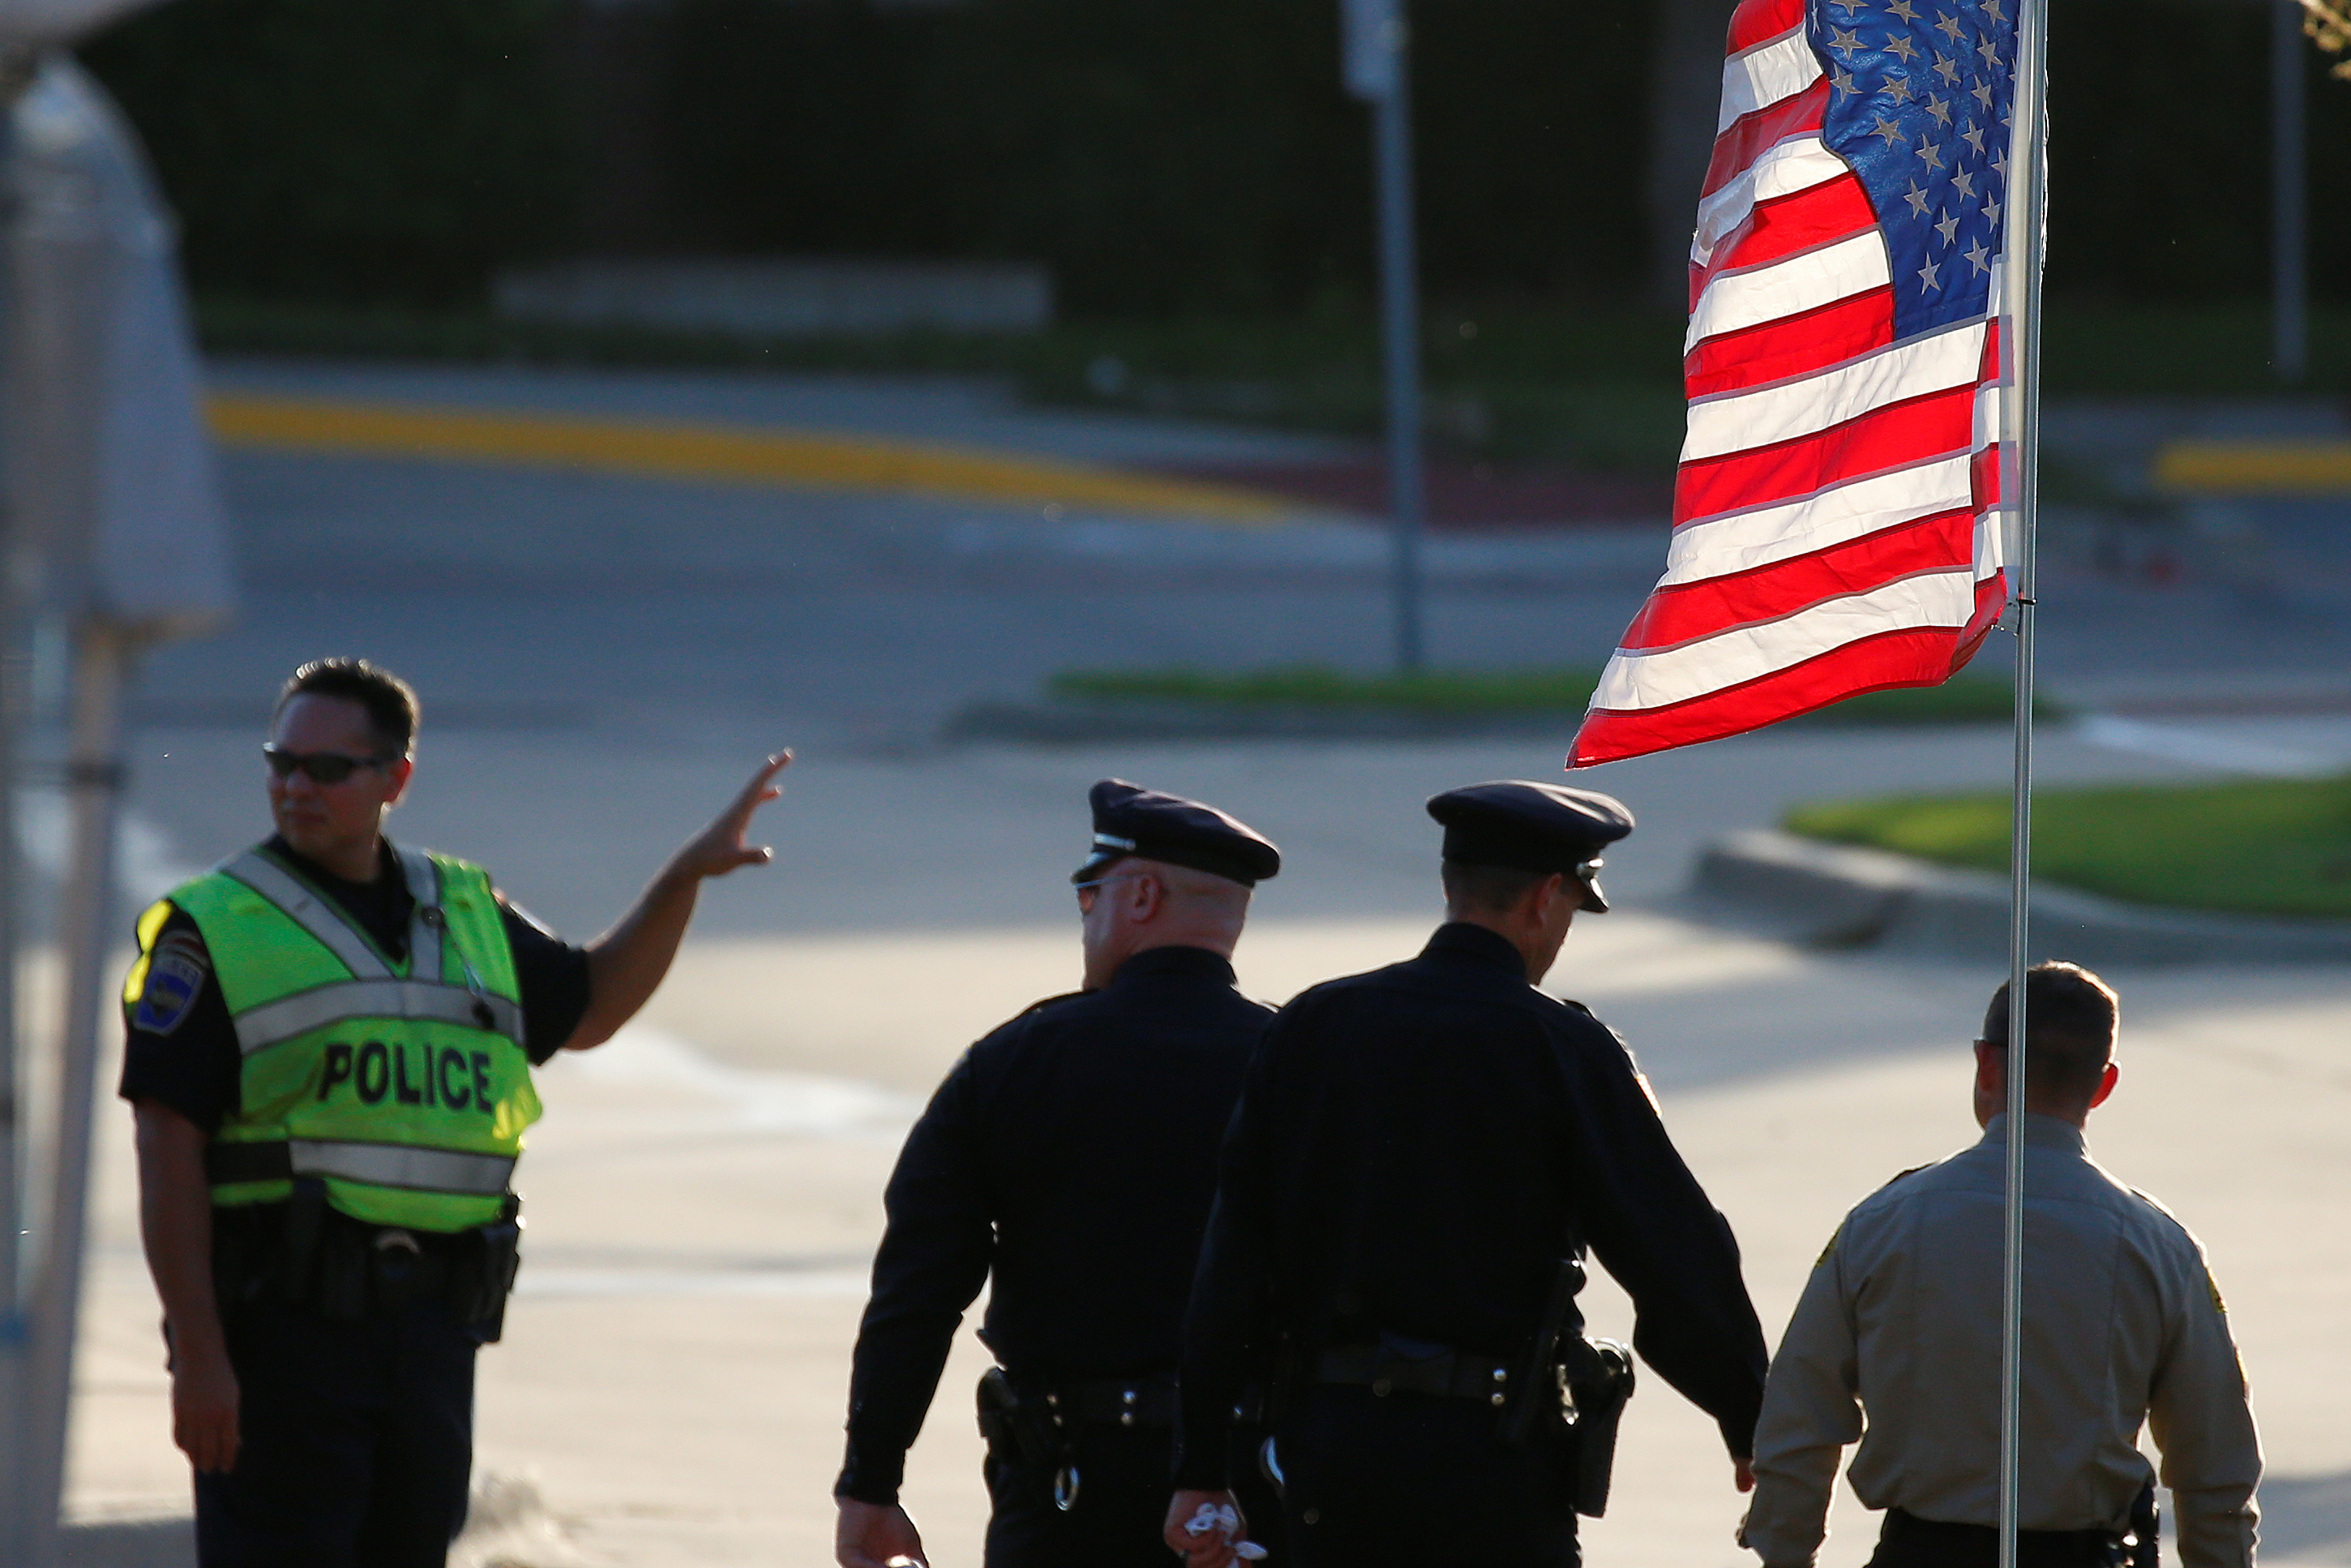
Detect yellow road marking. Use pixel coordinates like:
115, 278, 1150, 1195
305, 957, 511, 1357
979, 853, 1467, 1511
2156, 440, 2351, 495
204, 393, 1300, 526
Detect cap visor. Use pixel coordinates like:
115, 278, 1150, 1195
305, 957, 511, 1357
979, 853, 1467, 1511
1072, 849, 1126, 885
1579, 878, 1610, 914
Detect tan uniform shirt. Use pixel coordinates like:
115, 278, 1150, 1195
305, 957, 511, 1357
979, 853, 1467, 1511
1744, 1113, 2259, 1568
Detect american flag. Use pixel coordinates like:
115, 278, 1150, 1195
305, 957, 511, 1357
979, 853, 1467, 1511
1567, 0, 2019, 769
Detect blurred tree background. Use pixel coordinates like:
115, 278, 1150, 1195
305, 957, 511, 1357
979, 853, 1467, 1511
75, 0, 2351, 429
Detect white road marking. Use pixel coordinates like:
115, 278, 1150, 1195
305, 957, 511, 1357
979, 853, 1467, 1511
2074, 713, 2347, 779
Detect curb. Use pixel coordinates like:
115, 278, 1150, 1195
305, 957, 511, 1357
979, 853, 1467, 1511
1691, 829, 2351, 966
62, 1519, 191, 1568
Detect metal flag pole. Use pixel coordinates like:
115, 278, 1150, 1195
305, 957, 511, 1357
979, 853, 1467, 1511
1342, 0, 1429, 675
1998, 0, 2053, 1559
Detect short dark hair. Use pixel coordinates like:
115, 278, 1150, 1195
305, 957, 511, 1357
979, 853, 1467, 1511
1441, 858, 1552, 917
276, 659, 420, 756
1981, 961, 2118, 1100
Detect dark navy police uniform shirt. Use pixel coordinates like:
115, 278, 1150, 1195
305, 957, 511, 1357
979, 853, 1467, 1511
1176, 921, 1769, 1489
838, 945, 1274, 1505
118, 836, 593, 1135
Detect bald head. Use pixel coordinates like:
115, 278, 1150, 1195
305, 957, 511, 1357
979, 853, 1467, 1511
1078, 856, 1252, 989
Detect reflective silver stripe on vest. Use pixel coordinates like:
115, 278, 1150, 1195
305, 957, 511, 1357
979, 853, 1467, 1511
288, 1138, 515, 1196
231, 977, 525, 1057
395, 847, 443, 984
220, 850, 390, 978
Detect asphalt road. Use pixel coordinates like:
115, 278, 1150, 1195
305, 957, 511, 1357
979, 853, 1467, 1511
57, 361, 2351, 1567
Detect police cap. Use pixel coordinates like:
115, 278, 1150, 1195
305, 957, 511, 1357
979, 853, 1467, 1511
1073, 779, 1281, 889
1426, 780, 1634, 913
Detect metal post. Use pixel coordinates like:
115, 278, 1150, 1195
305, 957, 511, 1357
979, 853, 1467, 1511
1998, 0, 2052, 1561
2274, 0, 2310, 384
22, 621, 130, 1568
0, 53, 44, 1557
1371, 15, 1427, 675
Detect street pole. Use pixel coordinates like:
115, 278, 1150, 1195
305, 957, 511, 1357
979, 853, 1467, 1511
2274, 0, 2310, 384
1343, 0, 1428, 674
1372, 59, 1427, 674
0, 49, 28, 1565
22, 621, 131, 1568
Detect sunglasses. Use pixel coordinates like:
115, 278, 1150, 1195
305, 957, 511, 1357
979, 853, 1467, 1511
263, 744, 395, 785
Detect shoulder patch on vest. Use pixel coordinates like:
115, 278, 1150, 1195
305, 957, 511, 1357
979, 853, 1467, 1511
131, 929, 209, 1035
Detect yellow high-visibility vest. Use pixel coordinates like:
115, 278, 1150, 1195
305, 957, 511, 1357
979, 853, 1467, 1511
127, 843, 541, 1232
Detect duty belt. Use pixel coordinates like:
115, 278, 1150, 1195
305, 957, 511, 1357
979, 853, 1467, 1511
1033, 1371, 1180, 1429
1882, 1509, 2135, 1568
1313, 1341, 1513, 1406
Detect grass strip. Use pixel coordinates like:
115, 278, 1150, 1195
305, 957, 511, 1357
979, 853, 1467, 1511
1784, 776, 2351, 919
1048, 666, 2049, 725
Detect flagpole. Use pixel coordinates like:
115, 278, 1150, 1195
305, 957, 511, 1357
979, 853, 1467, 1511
1998, 0, 2052, 1560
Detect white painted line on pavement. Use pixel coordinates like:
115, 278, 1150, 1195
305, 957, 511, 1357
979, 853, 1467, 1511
562, 1023, 922, 1139
2074, 713, 2344, 779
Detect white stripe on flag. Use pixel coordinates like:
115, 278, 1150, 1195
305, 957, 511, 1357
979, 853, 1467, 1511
1717, 27, 1822, 131
1685, 230, 1890, 352
1974, 506, 2010, 577
1693, 138, 1848, 264
1681, 319, 1989, 463
1593, 570, 1978, 711
1661, 455, 1976, 586
1974, 378, 2004, 452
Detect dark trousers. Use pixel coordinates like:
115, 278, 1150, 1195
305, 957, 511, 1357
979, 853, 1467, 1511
983, 1423, 1284, 1568
1864, 1509, 2128, 1568
195, 1298, 479, 1568
1274, 1386, 1578, 1568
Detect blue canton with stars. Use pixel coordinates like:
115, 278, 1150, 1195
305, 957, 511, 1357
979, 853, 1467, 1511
1812, 0, 2016, 341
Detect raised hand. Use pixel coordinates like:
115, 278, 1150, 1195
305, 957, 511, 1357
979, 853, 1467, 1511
668, 752, 790, 881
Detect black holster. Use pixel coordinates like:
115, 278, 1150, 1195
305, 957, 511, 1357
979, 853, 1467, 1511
1558, 1335, 1636, 1518
1502, 1255, 1636, 1519
976, 1367, 1070, 1476
456, 1195, 524, 1342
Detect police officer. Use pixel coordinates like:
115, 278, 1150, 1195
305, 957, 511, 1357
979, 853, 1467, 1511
1740, 962, 2261, 1568
119, 658, 787, 1567
1168, 781, 1770, 1568
835, 781, 1285, 1568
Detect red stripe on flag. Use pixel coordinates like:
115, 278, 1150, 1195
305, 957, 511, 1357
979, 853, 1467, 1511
1618, 512, 1976, 652
1728, 0, 1806, 54
1685, 287, 1897, 400
1957, 569, 2008, 659
1674, 384, 1979, 525
1566, 627, 1978, 768
1695, 174, 1879, 297
1971, 443, 2002, 510
1700, 80, 1829, 201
